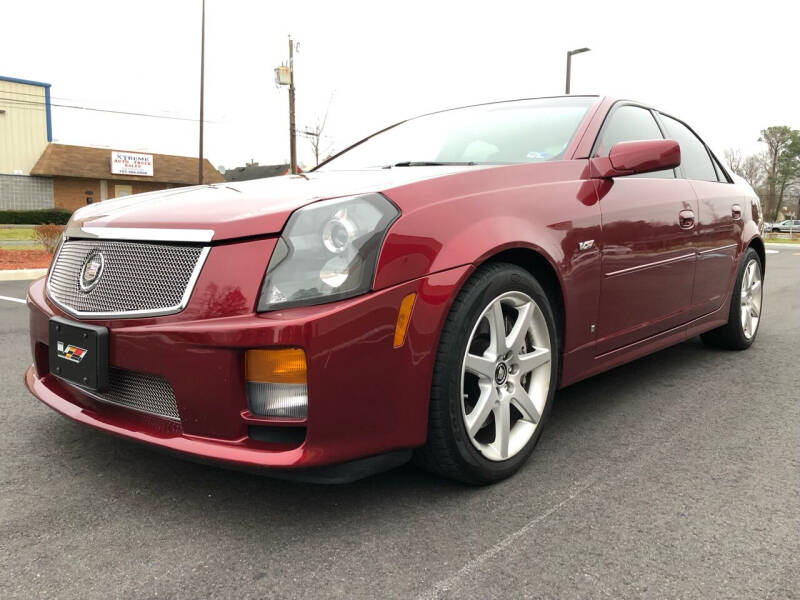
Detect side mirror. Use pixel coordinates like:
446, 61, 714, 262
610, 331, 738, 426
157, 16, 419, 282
590, 139, 680, 178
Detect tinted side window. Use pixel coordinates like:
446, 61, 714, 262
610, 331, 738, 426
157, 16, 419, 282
659, 115, 718, 182
596, 105, 664, 155
712, 155, 729, 183
595, 105, 674, 179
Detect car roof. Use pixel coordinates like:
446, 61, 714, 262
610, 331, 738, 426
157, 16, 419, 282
411, 95, 605, 121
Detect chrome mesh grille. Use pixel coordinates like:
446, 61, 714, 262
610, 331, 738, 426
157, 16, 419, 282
83, 368, 180, 421
47, 239, 206, 318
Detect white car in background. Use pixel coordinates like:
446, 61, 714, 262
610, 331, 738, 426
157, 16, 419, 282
767, 219, 800, 233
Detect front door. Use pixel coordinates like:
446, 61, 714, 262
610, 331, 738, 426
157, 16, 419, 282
592, 104, 698, 354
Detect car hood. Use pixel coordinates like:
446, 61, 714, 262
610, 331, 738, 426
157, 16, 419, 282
68, 167, 481, 241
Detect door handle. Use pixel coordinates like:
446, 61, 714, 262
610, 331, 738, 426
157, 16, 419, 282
731, 204, 742, 220
679, 209, 695, 229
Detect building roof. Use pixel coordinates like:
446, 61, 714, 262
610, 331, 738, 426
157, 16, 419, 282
223, 163, 290, 182
30, 143, 224, 184
0, 75, 50, 88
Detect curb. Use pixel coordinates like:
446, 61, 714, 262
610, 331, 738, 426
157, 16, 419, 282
0, 268, 47, 281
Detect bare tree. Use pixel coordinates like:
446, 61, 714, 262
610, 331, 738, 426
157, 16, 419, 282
725, 148, 765, 191
301, 95, 335, 168
301, 119, 331, 167
724, 148, 744, 174
740, 154, 766, 191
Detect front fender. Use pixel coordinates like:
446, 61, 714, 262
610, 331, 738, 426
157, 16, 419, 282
375, 211, 566, 291
373, 171, 603, 356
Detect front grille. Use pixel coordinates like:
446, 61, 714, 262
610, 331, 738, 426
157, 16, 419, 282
47, 239, 207, 318
80, 368, 181, 421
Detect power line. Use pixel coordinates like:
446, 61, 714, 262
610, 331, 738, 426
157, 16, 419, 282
0, 95, 205, 122
0, 88, 83, 102
1, 88, 209, 122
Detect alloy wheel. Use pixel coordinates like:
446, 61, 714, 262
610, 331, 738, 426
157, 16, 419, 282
740, 259, 762, 340
460, 291, 552, 461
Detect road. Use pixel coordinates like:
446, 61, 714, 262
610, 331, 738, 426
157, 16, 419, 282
1, 247, 798, 599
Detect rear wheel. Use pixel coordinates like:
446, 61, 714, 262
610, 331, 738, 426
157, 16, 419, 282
701, 247, 763, 350
415, 263, 558, 484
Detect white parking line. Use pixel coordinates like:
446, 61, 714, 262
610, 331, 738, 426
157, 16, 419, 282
416, 476, 597, 600
765, 249, 779, 254
0, 295, 26, 304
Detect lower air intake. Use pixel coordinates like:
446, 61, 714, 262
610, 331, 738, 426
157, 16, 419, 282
78, 368, 181, 422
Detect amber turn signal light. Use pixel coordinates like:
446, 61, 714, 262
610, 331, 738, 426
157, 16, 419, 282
393, 293, 417, 348
246, 348, 307, 384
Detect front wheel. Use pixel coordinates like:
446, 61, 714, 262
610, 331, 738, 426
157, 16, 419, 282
701, 247, 763, 349
415, 263, 559, 484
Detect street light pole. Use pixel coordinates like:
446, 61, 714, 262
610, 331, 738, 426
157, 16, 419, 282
565, 47, 590, 94
288, 36, 297, 175
198, 0, 205, 184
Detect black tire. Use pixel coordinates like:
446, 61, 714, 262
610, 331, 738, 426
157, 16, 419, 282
771, 228, 780, 232
414, 263, 559, 484
700, 247, 763, 350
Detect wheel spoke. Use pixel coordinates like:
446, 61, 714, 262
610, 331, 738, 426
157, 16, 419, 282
465, 384, 495, 437
516, 347, 550, 375
752, 294, 762, 316
512, 387, 541, 424
506, 302, 533, 352
493, 400, 510, 459
465, 352, 496, 380
750, 279, 761, 295
488, 302, 508, 355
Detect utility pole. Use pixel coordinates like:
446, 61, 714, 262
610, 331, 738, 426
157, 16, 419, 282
565, 47, 590, 94
275, 36, 298, 174
288, 36, 297, 174
198, 0, 205, 184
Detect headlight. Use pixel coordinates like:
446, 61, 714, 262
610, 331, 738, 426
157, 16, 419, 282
257, 193, 399, 311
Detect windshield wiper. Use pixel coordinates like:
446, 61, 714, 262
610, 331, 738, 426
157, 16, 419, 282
383, 161, 477, 168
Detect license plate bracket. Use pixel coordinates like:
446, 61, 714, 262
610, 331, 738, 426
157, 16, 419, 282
48, 316, 109, 391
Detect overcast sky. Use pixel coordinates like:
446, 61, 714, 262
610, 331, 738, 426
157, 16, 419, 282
2, 0, 798, 170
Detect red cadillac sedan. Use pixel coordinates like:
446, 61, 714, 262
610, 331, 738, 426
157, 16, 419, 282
25, 96, 764, 484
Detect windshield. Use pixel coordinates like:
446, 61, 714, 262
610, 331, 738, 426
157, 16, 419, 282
317, 96, 595, 171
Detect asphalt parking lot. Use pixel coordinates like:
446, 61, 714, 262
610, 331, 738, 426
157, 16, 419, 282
1, 247, 798, 600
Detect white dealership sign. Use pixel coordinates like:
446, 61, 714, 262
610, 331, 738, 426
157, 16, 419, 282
111, 151, 154, 177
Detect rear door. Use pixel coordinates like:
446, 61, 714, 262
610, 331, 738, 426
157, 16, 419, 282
658, 114, 741, 320
592, 104, 699, 354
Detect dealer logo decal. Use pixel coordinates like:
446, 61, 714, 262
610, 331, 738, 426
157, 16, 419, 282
56, 341, 88, 363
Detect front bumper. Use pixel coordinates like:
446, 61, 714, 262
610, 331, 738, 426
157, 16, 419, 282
25, 238, 471, 476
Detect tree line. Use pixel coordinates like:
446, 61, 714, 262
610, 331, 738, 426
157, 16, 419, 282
725, 126, 800, 221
